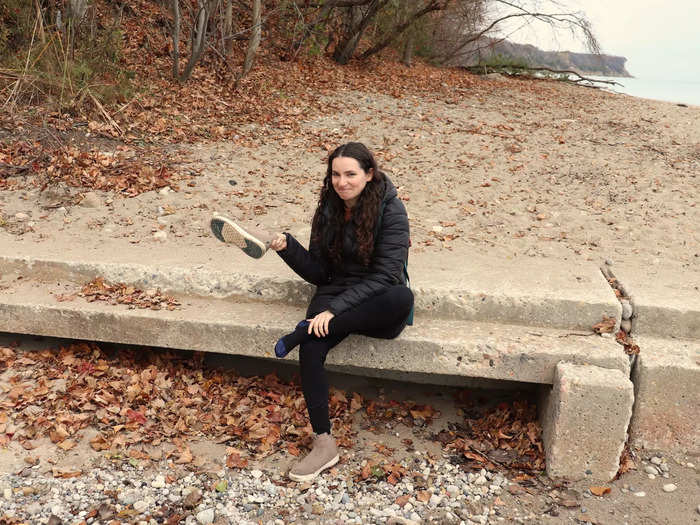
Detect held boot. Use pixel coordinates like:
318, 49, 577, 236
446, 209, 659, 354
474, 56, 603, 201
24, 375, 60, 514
210, 215, 277, 259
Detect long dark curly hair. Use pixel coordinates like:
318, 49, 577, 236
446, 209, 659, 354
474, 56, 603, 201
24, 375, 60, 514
311, 142, 386, 268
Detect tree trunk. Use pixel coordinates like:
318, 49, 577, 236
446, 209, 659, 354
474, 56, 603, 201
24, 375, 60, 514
179, 0, 217, 82
332, 1, 387, 65
402, 31, 414, 66
171, 0, 181, 79
359, 1, 444, 61
235, 0, 261, 86
223, 0, 233, 55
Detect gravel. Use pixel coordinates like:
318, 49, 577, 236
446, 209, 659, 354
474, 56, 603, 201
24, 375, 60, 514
0, 457, 508, 524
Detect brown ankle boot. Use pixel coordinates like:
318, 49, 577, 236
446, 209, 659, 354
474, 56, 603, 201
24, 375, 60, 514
289, 433, 339, 482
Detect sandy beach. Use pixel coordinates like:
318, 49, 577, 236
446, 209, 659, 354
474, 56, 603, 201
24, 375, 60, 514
1, 76, 698, 279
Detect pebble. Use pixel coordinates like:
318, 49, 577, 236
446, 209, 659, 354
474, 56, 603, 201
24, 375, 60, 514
633, 491, 646, 497
0, 455, 510, 525
687, 462, 695, 469
650, 456, 663, 465
620, 319, 632, 332
620, 299, 633, 320
15, 212, 29, 221
644, 465, 659, 475
429, 494, 442, 506
662, 484, 677, 493
153, 231, 167, 241
196, 508, 215, 524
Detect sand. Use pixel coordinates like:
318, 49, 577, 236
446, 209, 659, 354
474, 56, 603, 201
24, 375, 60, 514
1, 78, 698, 280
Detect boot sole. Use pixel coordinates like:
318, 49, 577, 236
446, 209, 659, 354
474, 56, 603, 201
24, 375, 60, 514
210, 216, 267, 259
288, 454, 339, 482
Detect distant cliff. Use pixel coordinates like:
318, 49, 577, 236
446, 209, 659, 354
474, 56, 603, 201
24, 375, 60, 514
458, 38, 631, 78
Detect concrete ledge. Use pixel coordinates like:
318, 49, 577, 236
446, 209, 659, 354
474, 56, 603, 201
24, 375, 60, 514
629, 336, 700, 454
0, 278, 629, 385
0, 250, 621, 332
540, 362, 634, 482
610, 264, 700, 339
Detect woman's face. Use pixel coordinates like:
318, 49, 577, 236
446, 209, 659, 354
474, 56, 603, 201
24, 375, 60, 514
331, 156, 373, 208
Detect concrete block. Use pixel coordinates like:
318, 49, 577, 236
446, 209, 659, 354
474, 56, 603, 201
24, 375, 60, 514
0, 277, 629, 385
629, 336, 700, 454
610, 264, 700, 339
0, 246, 620, 331
541, 362, 634, 481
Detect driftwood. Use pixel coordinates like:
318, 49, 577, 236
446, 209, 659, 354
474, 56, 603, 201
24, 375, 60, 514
463, 64, 624, 88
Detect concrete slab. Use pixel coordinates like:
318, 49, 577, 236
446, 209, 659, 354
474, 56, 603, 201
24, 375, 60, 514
0, 277, 629, 385
540, 362, 634, 482
629, 336, 700, 454
0, 242, 620, 331
610, 263, 700, 339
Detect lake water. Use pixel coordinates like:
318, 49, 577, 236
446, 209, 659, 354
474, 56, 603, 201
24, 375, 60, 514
592, 76, 700, 107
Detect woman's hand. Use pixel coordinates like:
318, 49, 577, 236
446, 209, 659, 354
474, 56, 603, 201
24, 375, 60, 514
307, 310, 334, 337
269, 233, 287, 251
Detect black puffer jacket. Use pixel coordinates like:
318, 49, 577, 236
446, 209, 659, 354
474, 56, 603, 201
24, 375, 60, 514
278, 176, 409, 317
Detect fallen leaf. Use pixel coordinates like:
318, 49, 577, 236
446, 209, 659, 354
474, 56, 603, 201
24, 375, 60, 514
590, 486, 611, 496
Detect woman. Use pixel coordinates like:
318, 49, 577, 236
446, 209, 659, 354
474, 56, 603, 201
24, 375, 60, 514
210, 142, 413, 482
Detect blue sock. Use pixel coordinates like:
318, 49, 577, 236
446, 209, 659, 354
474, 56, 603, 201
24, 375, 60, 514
275, 320, 311, 358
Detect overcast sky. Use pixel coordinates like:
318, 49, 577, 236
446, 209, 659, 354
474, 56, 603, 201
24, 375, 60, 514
500, 0, 700, 80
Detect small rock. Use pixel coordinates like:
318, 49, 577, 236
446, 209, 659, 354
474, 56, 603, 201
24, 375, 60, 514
47, 516, 62, 525
311, 504, 324, 515
182, 488, 202, 508
620, 319, 632, 332
604, 259, 614, 266
79, 191, 102, 208
26, 502, 42, 515
429, 494, 442, 506
660, 463, 669, 472
662, 484, 677, 493
159, 187, 172, 195
648, 474, 656, 480
388, 518, 420, 525
2, 488, 11, 501
251, 469, 263, 480
153, 231, 167, 241
696, 504, 700, 514
15, 212, 30, 221
686, 462, 695, 469
119, 490, 139, 505
152, 475, 166, 488
644, 465, 659, 475
650, 456, 663, 465
633, 491, 646, 497
133, 500, 149, 513
98, 503, 114, 520
620, 299, 633, 320
196, 508, 215, 524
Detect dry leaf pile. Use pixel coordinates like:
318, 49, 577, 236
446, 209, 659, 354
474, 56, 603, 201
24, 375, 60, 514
439, 397, 545, 473
60, 277, 183, 311
0, 343, 440, 464
0, 141, 176, 196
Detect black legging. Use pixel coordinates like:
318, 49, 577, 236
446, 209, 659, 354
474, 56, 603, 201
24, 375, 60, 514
300, 285, 414, 435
